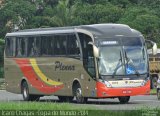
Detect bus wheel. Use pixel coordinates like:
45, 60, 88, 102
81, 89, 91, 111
21, 81, 40, 101
118, 96, 130, 104
151, 77, 157, 89
157, 89, 160, 100
75, 84, 87, 103
58, 96, 74, 102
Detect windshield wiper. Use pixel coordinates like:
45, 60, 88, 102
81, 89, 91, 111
112, 51, 123, 78
124, 51, 140, 77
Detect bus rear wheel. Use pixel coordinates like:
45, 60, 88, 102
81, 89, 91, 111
118, 96, 130, 104
21, 81, 40, 101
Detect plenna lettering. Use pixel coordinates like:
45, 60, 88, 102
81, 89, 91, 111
55, 61, 75, 71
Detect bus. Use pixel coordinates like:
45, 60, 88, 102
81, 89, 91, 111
4, 24, 157, 103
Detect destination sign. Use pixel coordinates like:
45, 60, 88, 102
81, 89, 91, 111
100, 41, 118, 45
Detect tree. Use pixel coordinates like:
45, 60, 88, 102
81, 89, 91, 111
138, 0, 160, 17
0, 0, 36, 37
73, 3, 124, 25
50, 0, 76, 26
119, 7, 160, 43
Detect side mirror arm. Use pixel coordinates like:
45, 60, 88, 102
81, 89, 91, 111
88, 42, 99, 58
146, 40, 157, 55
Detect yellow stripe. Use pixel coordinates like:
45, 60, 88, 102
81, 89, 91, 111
30, 59, 63, 86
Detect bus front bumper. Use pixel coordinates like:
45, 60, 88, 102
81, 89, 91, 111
96, 80, 150, 98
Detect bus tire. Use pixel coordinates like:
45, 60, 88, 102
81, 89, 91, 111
74, 83, 87, 103
21, 81, 40, 101
151, 77, 157, 89
157, 89, 160, 100
58, 96, 74, 102
118, 96, 130, 104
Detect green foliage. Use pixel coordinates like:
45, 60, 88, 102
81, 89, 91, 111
0, 39, 5, 46
0, 102, 92, 110
0, 0, 36, 37
0, 102, 160, 116
73, 3, 123, 25
119, 7, 160, 42
50, 0, 75, 26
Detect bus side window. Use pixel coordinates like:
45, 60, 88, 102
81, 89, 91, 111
5, 37, 16, 57
16, 37, 27, 57
67, 34, 80, 55
54, 36, 60, 55
54, 35, 67, 55
5, 38, 11, 57
28, 37, 41, 57
59, 36, 67, 55
41, 36, 54, 56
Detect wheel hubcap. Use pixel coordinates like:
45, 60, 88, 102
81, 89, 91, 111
76, 88, 82, 102
23, 88, 28, 98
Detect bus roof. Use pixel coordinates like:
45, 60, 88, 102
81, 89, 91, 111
79, 24, 142, 37
6, 23, 142, 38
6, 28, 75, 37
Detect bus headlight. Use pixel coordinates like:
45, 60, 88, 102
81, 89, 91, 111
141, 80, 147, 86
99, 79, 112, 88
104, 81, 112, 88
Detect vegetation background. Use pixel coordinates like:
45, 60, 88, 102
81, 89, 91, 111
0, 0, 160, 78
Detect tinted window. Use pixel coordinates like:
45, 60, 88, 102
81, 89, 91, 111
41, 36, 54, 56
67, 35, 80, 55
5, 38, 16, 57
16, 37, 27, 57
122, 38, 142, 46
28, 37, 41, 57
54, 35, 67, 55
6, 34, 80, 57
41, 34, 79, 56
78, 33, 95, 77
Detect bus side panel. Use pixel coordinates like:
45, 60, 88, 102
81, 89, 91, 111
5, 57, 97, 97
34, 57, 97, 97
14, 58, 64, 95
78, 66, 97, 98
50, 58, 97, 97
5, 58, 22, 94
5, 58, 41, 94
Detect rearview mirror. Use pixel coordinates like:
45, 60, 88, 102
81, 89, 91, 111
152, 43, 157, 55
146, 40, 157, 55
88, 42, 99, 58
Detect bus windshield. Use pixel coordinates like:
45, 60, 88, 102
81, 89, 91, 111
98, 37, 148, 76
99, 46, 124, 75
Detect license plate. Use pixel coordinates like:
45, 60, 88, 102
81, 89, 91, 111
122, 90, 132, 94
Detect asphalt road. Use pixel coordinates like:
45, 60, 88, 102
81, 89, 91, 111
0, 90, 160, 110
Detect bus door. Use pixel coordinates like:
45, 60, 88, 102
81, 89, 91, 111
78, 33, 97, 97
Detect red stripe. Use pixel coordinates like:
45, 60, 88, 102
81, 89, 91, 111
15, 59, 63, 94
